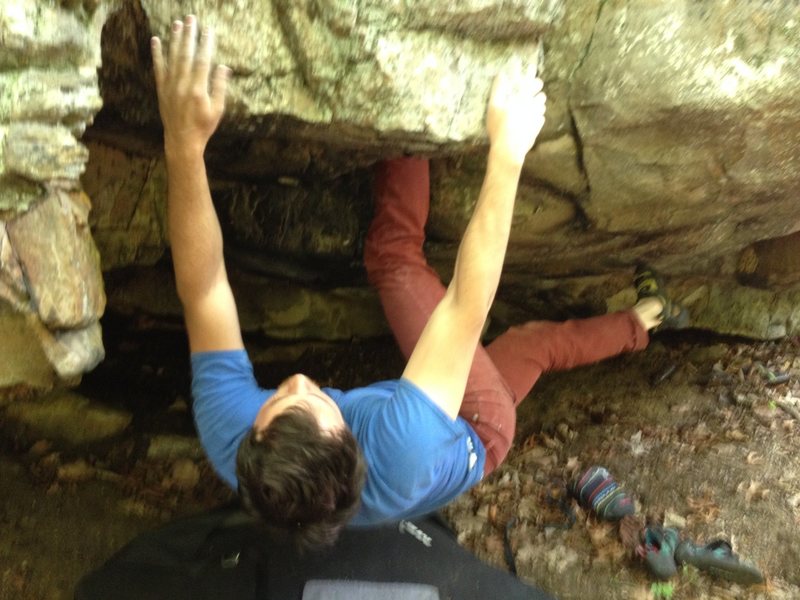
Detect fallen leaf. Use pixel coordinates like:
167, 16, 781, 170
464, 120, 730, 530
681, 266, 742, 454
687, 493, 720, 524
726, 429, 748, 442
587, 522, 614, 547
593, 540, 625, 565
484, 533, 505, 558
541, 434, 562, 449
565, 456, 580, 474
740, 480, 770, 503
618, 514, 644, 554
746, 451, 763, 465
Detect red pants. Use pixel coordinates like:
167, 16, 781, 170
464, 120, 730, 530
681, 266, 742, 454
364, 158, 649, 476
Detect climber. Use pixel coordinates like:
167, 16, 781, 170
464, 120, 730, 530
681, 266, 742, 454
151, 15, 678, 551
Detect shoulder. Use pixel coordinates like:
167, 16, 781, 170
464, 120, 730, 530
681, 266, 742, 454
191, 349, 262, 397
190, 349, 270, 422
351, 379, 461, 460
337, 379, 457, 431
191, 349, 255, 380
381, 378, 460, 433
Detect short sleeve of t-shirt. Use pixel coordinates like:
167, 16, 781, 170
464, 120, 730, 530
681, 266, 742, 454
190, 350, 273, 488
340, 378, 484, 525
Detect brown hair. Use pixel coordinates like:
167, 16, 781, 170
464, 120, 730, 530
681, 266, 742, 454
236, 405, 366, 552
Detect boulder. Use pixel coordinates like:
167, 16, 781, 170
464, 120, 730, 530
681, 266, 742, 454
0, 0, 109, 395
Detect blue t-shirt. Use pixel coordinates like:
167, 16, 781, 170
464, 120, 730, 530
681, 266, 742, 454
190, 350, 485, 526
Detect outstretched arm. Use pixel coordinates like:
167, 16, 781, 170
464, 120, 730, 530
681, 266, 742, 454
403, 65, 546, 419
152, 16, 242, 352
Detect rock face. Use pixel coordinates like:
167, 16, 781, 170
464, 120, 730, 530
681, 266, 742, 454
0, 1, 110, 394
2, 0, 800, 396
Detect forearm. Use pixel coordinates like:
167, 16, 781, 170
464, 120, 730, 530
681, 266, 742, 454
448, 150, 523, 321
399, 67, 543, 419
165, 147, 226, 304
151, 19, 242, 352
401, 150, 522, 417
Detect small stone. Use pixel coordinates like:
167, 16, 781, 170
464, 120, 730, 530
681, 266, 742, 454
167, 397, 189, 413
167, 458, 200, 491
28, 440, 51, 457
57, 459, 94, 482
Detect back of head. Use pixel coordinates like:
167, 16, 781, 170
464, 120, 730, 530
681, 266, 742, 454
236, 406, 366, 552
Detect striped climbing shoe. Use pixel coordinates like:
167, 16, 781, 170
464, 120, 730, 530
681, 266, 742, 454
569, 465, 635, 521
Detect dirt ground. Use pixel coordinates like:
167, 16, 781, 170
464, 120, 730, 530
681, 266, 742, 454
1, 317, 799, 600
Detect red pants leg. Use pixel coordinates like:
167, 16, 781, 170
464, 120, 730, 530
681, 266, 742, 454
364, 158, 516, 475
484, 312, 650, 402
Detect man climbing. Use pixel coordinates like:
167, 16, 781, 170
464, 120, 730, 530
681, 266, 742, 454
151, 16, 678, 551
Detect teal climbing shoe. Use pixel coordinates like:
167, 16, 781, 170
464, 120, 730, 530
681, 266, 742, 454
675, 539, 764, 585
637, 526, 679, 580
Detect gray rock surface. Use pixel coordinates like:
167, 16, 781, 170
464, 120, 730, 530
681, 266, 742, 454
102, 0, 554, 143
108, 264, 389, 341
569, 1, 800, 259
82, 140, 167, 270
